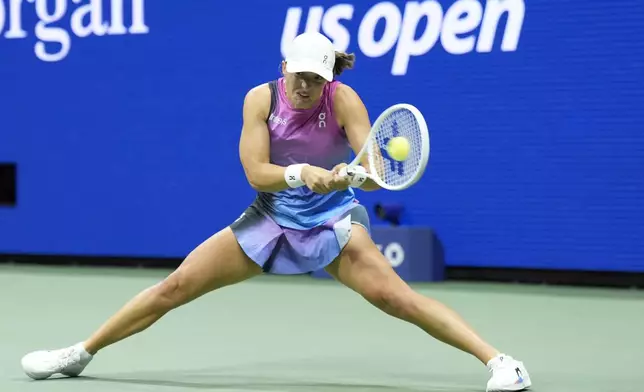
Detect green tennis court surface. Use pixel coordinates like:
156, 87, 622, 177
1, 264, 643, 391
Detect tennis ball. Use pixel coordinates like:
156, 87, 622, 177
387, 136, 410, 161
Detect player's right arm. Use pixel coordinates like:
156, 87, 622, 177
239, 85, 290, 192
239, 85, 334, 194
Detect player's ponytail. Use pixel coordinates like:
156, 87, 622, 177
333, 51, 355, 76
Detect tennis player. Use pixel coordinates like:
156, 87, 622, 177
21, 32, 531, 392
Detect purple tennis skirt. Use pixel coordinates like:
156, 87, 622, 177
230, 201, 370, 275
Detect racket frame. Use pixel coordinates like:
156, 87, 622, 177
341, 103, 430, 191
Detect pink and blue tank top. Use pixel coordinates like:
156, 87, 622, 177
255, 77, 357, 229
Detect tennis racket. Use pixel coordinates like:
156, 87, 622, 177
338, 103, 430, 191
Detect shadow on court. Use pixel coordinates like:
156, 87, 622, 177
34, 374, 481, 392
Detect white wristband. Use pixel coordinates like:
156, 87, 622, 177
284, 164, 309, 188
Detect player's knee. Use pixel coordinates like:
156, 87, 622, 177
152, 274, 190, 312
362, 283, 416, 320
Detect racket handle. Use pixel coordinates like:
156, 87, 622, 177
338, 165, 368, 188
338, 166, 354, 178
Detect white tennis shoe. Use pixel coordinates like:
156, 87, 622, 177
486, 354, 532, 392
21, 342, 93, 380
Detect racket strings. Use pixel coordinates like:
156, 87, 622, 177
369, 108, 424, 187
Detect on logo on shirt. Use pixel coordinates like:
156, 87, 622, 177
318, 112, 326, 128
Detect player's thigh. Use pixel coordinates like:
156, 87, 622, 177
325, 224, 410, 298
164, 226, 262, 305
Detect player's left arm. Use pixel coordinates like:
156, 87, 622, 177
334, 84, 381, 191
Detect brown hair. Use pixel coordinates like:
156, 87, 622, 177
333, 51, 355, 76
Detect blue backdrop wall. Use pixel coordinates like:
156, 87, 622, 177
1, 0, 643, 271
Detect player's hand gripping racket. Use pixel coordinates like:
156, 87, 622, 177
338, 103, 430, 190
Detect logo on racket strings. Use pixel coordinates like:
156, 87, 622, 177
381, 121, 405, 176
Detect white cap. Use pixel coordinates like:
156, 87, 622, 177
285, 32, 335, 82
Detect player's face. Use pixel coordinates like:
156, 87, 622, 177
283, 67, 327, 109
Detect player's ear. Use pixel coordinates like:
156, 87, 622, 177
280, 61, 287, 76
